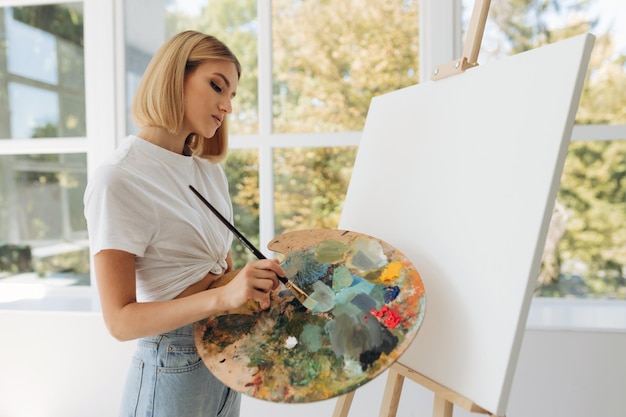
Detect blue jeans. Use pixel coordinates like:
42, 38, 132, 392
119, 324, 240, 417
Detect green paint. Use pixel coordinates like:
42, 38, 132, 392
316, 239, 348, 264
331, 300, 361, 317
300, 323, 323, 352
332, 265, 353, 291
306, 280, 336, 313
368, 284, 387, 305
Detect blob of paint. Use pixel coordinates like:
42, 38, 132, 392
379, 262, 403, 283
282, 251, 331, 287
370, 305, 402, 329
300, 323, 323, 352
315, 239, 348, 264
348, 238, 387, 271
332, 266, 353, 292
303, 280, 336, 313
285, 336, 298, 349
384, 285, 401, 303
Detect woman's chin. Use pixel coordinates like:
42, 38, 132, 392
202, 127, 219, 139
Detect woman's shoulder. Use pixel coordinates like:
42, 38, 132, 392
88, 138, 144, 191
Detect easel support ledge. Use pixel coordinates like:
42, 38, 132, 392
431, 0, 491, 80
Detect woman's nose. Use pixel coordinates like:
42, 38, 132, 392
219, 98, 232, 114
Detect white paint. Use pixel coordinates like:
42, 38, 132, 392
284, 335, 298, 349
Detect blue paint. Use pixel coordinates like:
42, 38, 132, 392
384, 286, 400, 303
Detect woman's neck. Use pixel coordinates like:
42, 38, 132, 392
137, 126, 188, 155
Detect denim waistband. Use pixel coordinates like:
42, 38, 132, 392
139, 323, 196, 344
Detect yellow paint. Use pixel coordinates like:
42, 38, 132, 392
380, 262, 403, 283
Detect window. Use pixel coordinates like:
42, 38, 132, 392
122, 0, 420, 268
3, 0, 621, 309
0, 3, 89, 299
463, 0, 626, 299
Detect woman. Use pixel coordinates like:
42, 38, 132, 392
84, 30, 284, 417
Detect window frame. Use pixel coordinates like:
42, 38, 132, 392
1, 0, 624, 320
0, 0, 114, 306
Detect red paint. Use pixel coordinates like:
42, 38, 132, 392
370, 305, 402, 329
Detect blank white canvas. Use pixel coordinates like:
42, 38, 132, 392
339, 34, 595, 416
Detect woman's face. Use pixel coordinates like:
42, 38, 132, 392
182, 59, 239, 139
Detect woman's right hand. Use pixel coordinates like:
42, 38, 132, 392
221, 259, 285, 310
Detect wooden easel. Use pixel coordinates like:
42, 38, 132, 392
332, 1, 498, 416
431, 0, 490, 80
332, 362, 495, 417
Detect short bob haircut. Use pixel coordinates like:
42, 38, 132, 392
132, 31, 241, 163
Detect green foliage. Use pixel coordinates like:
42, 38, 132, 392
161, 1, 626, 298
274, 147, 356, 235
33, 249, 90, 279
223, 150, 260, 268
272, 0, 419, 132
489, 0, 626, 298
12, 4, 83, 47
166, 0, 259, 134
489, 0, 596, 54
552, 140, 626, 298
270, 0, 419, 234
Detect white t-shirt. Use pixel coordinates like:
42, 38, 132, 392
84, 135, 234, 302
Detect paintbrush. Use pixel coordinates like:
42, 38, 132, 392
189, 185, 311, 308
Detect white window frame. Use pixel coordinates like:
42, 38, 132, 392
1, 0, 623, 329
0, 0, 115, 307
0, 0, 93, 152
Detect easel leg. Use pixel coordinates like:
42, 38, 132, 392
433, 394, 454, 417
332, 363, 496, 417
332, 391, 355, 417
379, 367, 405, 417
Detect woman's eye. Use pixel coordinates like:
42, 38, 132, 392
211, 81, 222, 93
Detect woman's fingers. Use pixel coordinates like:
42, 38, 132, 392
226, 259, 285, 310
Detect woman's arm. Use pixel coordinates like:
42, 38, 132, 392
94, 249, 283, 341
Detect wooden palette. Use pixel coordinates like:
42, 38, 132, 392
194, 229, 426, 403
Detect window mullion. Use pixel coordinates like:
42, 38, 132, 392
0, 138, 88, 154
257, 0, 275, 254
84, 0, 117, 175
420, 0, 462, 83
571, 124, 626, 141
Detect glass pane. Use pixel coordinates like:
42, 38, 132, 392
274, 147, 357, 236
272, 0, 420, 133
7, 83, 58, 139
462, 0, 626, 124
223, 149, 260, 269
461, 0, 626, 299
0, 153, 89, 285
123, 0, 258, 135
538, 140, 626, 299
0, 4, 85, 139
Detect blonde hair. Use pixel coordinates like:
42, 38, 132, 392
132, 31, 241, 162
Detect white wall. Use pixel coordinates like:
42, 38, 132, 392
1, 303, 625, 417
